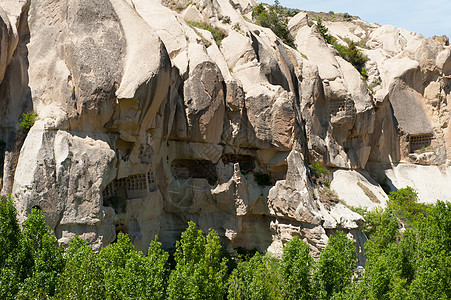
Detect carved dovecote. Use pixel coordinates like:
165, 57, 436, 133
102, 171, 158, 200
409, 134, 433, 153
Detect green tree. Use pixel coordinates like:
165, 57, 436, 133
0, 196, 21, 269
316, 18, 368, 76
252, 0, 293, 47
17, 208, 64, 299
121, 238, 169, 299
0, 196, 34, 299
99, 232, 135, 299
346, 41, 367, 70
387, 187, 428, 228
316, 18, 334, 44
364, 238, 416, 300
409, 201, 451, 299
364, 208, 400, 252
0, 197, 22, 299
280, 236, 313, 300
312, 231, 356, 300
228, 252, 282, 300
168, 221, 228, 299
55, 236, 105, 300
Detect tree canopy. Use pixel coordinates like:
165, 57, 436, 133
0, 188, 449, 299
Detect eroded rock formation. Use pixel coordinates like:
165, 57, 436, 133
0, 0, 450, 257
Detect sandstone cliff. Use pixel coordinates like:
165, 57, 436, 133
0, 0, 450, 257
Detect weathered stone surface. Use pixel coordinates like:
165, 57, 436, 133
0, 0, 450, 259
287, 12, 309, 37
331, 169, 388, 209
13, 121, 117, 250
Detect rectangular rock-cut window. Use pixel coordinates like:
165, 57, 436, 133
222, 154, 255, 174
328, 100, 347, 115
171, 159, 217, 180
409, 134, 433, 152
269, 164, 288, 181
107, 175, 150, 200
328, 99, 354, 115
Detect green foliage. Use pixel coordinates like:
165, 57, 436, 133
280, 236, 313, 300
252, 0, 294, 47
409, 201, 451, 299
0, 196, 21, 269
357, 191, 451, 300
363, 208, 399, 249
312, 231, 356, 299
19, 113, 37, 130
220, 15, 231, 24
0, 196, 24, 299
99, 233, 169, 299
17, 209, 64, 299
364, 233, 416, 299
308, 160, 329, 185
186, 21, 228, 46
168, 221, 228, 299
0, 190, 449, 299
254, 171, 272, 186
228, 252, 282, 300
0, 202, 64, 299
306, 11, 356, 23
232, 22, 241, 32
387, 187, 428, 228
286, 8, 300, 17
316, 18, 368, 76
345, 41, 368, 73
99, 232, 135, 298
316, 18, 335, 44
55, 236, 105, 299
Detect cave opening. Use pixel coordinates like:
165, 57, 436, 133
115, 139, 134, 161
171, 159, 217, 182
112, 223, 128, 244
269, 164, 288, 181
222, 154, 255, 174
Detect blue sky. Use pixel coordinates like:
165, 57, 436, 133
277, 0, 451, 38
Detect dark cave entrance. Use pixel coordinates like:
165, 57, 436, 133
222, 154, 255, 174
171, 159, 217, 182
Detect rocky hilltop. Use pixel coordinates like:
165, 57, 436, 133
0, 0, 450, 257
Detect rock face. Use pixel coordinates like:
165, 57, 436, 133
0, 0, 450, 256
